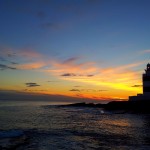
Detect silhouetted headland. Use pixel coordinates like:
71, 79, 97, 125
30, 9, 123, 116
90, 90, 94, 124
64, 102, 106, 108
62, 101, 150, 113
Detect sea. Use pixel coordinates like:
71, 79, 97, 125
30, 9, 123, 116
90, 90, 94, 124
0, 100, 150, 150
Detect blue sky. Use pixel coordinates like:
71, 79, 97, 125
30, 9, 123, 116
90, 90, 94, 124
0, 0, 150, 101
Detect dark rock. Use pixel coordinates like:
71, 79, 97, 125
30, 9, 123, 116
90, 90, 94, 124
61, 101, 150, 113
105, 100, 150, 113
62, 102, 105, 108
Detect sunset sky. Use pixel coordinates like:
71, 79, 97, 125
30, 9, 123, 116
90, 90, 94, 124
0, 0, 150, 102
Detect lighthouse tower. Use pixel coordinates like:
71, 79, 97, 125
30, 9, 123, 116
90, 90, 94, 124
129, 63, 150, 101
143, 63, 150, 96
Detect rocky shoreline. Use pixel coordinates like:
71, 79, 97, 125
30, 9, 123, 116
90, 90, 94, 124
62, 101, 150, 113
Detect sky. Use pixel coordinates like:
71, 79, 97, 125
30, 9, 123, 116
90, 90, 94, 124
0, 0, 150, 102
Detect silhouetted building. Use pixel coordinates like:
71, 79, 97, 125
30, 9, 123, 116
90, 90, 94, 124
129, 63, 150, 101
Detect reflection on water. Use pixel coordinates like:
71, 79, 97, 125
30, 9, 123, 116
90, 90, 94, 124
0, 100, 149, 150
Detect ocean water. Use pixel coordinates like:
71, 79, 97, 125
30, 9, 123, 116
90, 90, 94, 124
0, 100, 150, 150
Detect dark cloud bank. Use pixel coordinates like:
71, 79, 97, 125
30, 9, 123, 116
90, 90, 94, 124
0, 90, 109, 104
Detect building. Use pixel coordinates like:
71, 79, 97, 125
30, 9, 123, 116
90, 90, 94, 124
129, 63, 150, 101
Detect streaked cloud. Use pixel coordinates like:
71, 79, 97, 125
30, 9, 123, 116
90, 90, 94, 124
100, 61, 145, 74
18, 49, 43, 59
62, 57, 80, 64
0, 47, 46, 70
11, 62, 18, 65
47, 81, 59, 83
0, 47, 97, 75
74, 85, 82, 87
131, 85, 142, 87
61, 73, 95, 77
139, 49, 150, 54
70, 89, 80, 92
50, 57, 97, 76
99, 90, 108, 92
25, 83, 40, 87
87, 74, 94, 77
0, 47, 43, 60
0, 64, 16, 70
61, 73, 77, 77
41, 22, 60, 30
16, 62, 46, 70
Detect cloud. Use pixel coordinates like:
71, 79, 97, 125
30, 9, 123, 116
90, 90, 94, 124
99, 90, 108, 92
69, 88, 107, 93
11, 62, 18, 65
18, 49, 43, 60
62, 57, 80, 64
101, 61, 145, 74
84, 89, 106, 92
74, 85, 82, 87
41, 22, 60, 29
61, 73, 77, 77
1, 47, 42, 59
17, 62, 46, 70
0, 47, 47, 71
0, 46, 16, 57
139, 49, 150, 54
25, 83, 40, 87
49, 57, 98, 79
60, 73, 95, 77
87, 74, 94, 77
0, 47, 97, 75
131, 85, 142, 87
0, 47, 43, 64
47, 81, 59, 82
0, 57, 18, 65
0, 64, 16, 70
70, 89, 80, 92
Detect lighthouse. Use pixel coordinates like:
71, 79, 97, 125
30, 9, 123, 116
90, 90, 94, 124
129, 63, 150, 101
143, 63, 150, 96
